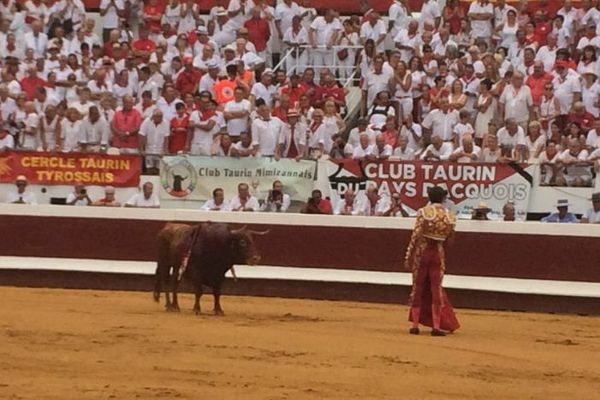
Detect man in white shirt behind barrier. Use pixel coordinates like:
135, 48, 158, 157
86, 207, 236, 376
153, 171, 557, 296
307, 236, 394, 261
229, 182, 260, 212
5, 175, 37, 205
125, 182, 160, 208
201, 188, 231, 211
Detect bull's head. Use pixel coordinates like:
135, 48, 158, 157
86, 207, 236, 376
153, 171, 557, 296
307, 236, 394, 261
230, 226, 268, 266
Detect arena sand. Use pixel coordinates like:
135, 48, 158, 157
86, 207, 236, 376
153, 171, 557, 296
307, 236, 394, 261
0, 287, 599, 400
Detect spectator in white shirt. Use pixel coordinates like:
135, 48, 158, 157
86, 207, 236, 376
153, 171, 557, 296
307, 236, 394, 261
499, 71, 534, 131
79, 106, 110, 152
368, 134, 393, 161
23, 20, 48, 58
581, 192, 600, 223
556, 138, 592, 187
139, 109, 170, 171
496, 118, 528, 161
0, 127, 14, 152
352, 133, 374, 160
393, 135, 416, 160
553, 60, 582, 122
334, 188, 366, 216
66, 184, 92, 206
449, 134, 482, 162
229, 182, 260, 211
223, 86, 251, 139
308, 9, 342, 69
422, 96, 460, 142
201, 188, 231, 211
251, 99, 282, 157
360, 12, 387, 53
420, 135, 454, 161
125, 182, 160, 208
468, 0, 494, 43
5, 175, 37, 205
364, 186, 390, 216
347, 118, 375, 148
261, 180, 291, 212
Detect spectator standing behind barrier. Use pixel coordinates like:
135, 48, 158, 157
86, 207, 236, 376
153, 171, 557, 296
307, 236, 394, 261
125, 182, 160, 208
5, 175, 37, 205
581, 192, 600, 223
541, 199, 578, 223
261, 180, 290, 212
301, 189, 332, 214
92, 186, 121, 207
471, 202, 491, 220
503, 201, 516, 221
0, 127, 14, 151
229, 183, 260, 212
111, 95, 142, 154
66, 184, 91, 206
201, 188, 231, 211
334, 189, 366, 216
139, 110, 170, 173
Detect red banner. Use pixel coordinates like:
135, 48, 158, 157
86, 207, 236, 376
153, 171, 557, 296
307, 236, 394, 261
327, 159, 535, 215
0, 152, 141, 187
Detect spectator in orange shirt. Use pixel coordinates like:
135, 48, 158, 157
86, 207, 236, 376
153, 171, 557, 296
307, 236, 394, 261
111, 95, 143, 153
214, 64, 238, 105
526, 61, 553, 106
244, 7, 271, 62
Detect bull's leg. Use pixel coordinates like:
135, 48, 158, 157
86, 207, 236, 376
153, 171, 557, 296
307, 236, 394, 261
193, 282, 203, 315
170, 266, 180, 312
164, 266, 174, 311
153, 265, 161, 302
213, 285, 224, 316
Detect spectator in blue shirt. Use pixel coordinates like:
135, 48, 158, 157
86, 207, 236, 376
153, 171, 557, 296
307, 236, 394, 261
541, 199, 579, 223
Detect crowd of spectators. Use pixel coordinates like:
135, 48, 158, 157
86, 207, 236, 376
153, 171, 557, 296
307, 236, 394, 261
2, 0, 600, 210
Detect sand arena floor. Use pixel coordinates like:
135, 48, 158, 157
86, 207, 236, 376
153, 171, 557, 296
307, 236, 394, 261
0, 286, 599, 400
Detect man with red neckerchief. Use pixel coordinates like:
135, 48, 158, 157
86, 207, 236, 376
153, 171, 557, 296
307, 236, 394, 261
526, 61, 553, 106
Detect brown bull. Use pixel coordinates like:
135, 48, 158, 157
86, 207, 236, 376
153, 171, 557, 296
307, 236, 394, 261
154, 222, 267, 314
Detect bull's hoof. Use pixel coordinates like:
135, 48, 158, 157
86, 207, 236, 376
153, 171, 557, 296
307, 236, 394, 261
152, 292, 160, 302
165, 304, 179, 312
213, 309, 225, 316
193, 307, 201, 316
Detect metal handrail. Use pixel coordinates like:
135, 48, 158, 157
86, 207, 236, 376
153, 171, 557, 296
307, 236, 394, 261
273, 44, 363, 83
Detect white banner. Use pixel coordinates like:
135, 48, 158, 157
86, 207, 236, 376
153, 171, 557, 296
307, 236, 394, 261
160, 156, 317, 201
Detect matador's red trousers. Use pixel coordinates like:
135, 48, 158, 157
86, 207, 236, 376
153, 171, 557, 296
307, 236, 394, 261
409, 242, 460, 332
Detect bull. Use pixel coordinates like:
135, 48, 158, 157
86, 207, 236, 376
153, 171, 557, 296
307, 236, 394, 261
154, 222, 266, 315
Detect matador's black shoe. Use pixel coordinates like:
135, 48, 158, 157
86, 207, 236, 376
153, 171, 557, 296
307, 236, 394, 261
431, 329, 446, 337
409, 327, 420, 335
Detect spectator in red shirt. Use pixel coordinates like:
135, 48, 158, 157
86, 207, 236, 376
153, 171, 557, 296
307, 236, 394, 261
532, 10, 551, 47
169, 102, 190, 154
317, 69, 346, 109
568, 102, 595, 133
301, 189, 333, 214
176, 58, 202, 97
526, 61, 553, 106
111, 95, 143, 153
143, 0, 164, 35
20, 66, 46, 101
279, 74, 307, 109
271, 93, 290, 122
132, 27, 156, 63
244, 7, 271, 61
302, 67, 322, 104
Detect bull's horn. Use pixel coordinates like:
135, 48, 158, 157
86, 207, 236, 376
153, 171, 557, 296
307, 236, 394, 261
248, 229, 270, 236
230, 225, 248, 234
